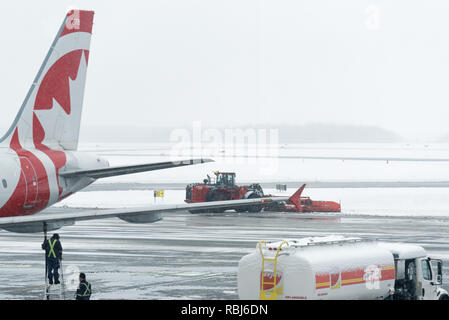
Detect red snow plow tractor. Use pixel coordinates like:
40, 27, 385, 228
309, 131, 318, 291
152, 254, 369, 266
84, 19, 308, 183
185, 172, 341, 213
185, 171, 265, 213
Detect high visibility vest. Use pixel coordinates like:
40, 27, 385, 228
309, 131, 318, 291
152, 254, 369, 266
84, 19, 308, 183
77, 282, 91, 297
48, 239, 57, 258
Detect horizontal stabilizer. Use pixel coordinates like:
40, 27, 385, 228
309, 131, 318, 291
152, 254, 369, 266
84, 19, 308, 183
59, 158, 214, 179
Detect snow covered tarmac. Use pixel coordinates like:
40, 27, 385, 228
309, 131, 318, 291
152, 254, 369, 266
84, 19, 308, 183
0, 208, 448, 299
0, 142, 449, 299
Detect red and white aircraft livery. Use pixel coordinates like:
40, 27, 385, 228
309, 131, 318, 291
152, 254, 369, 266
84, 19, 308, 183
0, 10, 288, 233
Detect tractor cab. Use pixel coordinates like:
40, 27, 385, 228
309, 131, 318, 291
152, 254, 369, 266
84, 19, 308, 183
214, 171, 236, 189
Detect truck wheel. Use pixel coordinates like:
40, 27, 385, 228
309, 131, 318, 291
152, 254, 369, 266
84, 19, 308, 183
439, 294, 449, 300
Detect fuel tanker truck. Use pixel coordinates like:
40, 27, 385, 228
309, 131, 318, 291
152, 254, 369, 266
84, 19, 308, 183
238, 236, 448, 300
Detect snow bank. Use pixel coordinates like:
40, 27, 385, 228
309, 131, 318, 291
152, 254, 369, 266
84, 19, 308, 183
55, 188, 449, 217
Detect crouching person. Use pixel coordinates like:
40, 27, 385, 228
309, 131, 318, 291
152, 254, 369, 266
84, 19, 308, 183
76, 272, 92, 300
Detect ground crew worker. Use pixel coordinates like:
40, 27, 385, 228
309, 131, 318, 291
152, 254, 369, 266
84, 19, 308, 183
41, 233, 63, 285
76, 273, 92, 300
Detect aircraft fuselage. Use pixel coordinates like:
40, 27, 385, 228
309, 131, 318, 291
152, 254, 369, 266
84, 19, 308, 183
0, 145, 108, 218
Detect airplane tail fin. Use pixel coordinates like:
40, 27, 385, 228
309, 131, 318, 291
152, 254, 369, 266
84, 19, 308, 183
0, 10, 94, 150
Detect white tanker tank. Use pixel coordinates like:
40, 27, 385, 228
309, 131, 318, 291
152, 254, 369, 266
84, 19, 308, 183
238, 236, 448, 300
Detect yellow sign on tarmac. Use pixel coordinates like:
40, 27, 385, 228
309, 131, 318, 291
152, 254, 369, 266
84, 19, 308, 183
154, 190, 165, 198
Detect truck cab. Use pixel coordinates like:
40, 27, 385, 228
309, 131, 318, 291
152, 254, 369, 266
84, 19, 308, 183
379, 243, 448, 300
393, 257, 446, 300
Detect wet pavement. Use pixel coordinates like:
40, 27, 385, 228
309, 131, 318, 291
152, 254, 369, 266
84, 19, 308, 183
0, 209, 448, 299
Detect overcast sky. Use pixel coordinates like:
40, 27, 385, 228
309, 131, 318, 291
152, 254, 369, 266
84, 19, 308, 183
1, 0, 449, 141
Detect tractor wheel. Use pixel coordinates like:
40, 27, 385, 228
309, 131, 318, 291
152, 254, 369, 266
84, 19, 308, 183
210, 192, 227, 213
247, 192, 263, 213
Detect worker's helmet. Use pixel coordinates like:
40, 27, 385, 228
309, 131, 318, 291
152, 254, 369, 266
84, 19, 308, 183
79, 273, 86, 280
53, 233, 60, 240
